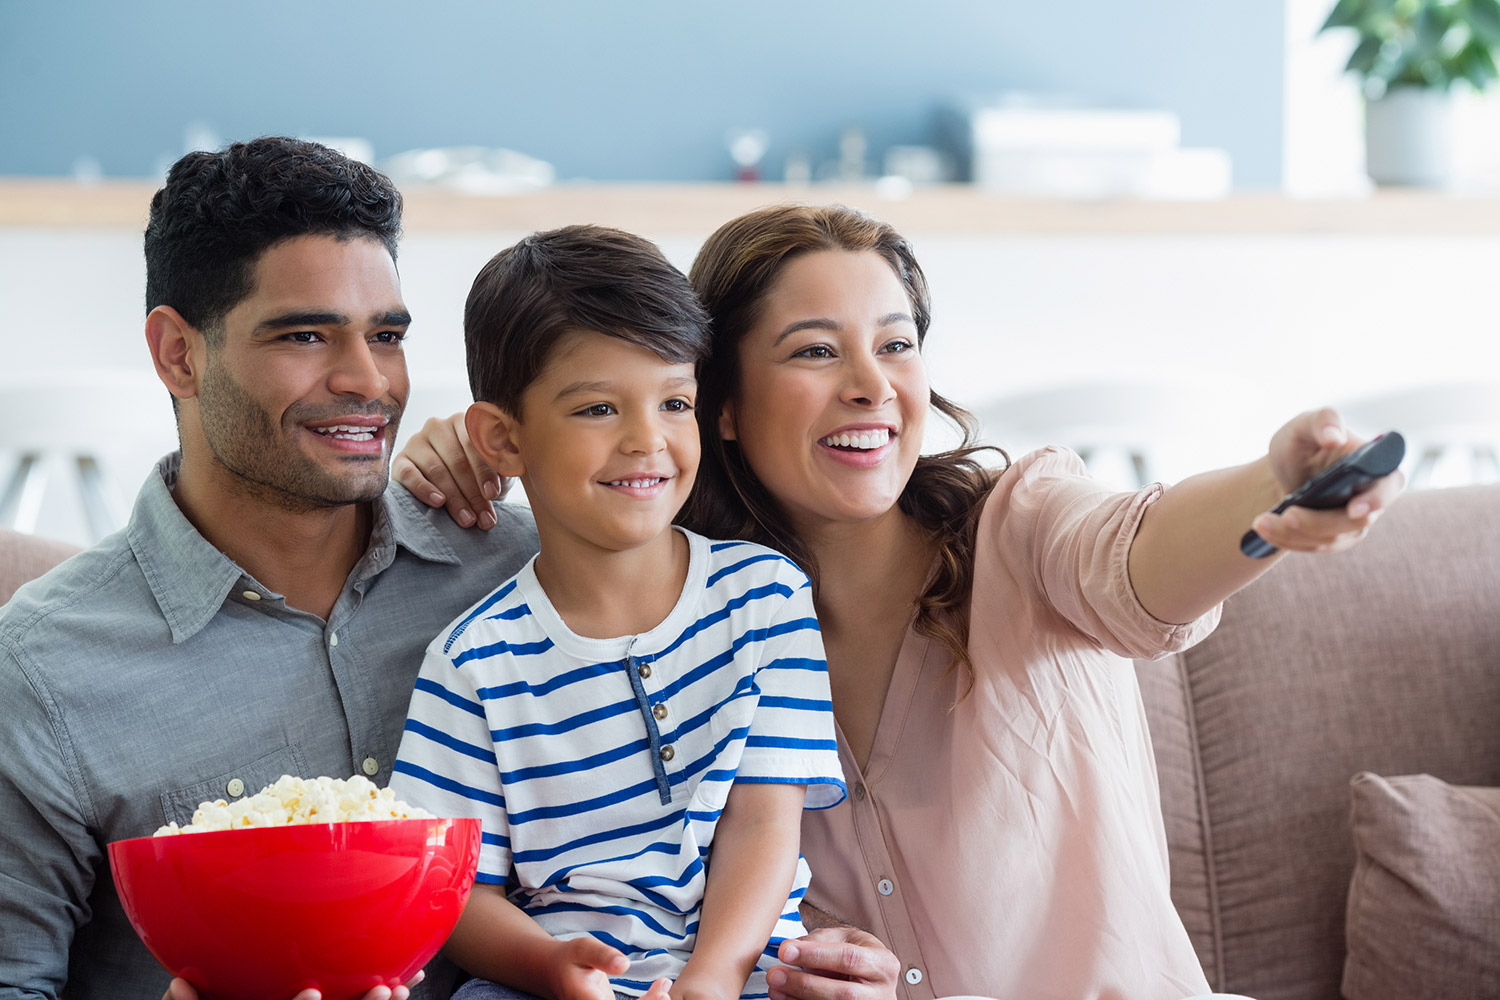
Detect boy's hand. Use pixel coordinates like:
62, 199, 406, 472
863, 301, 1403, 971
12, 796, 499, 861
545, 936, 632, 1000
392, 411, 506, 529
1254, 408, 1405, 554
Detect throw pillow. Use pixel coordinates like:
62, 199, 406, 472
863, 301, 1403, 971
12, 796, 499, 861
1342, 772, 1500, 1000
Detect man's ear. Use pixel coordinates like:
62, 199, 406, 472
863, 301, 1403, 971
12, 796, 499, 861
145, 306, 205, 402
465, 401, 526, 478
717, 399, 738, 442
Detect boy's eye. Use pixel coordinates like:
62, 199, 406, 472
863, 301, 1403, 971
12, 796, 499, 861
577, 403, 616, 417
792, 344, 834, 359
661, 399, 694, 413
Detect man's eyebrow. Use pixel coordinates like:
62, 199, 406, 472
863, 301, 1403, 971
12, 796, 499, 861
772, 313, 914, 346
253, 310, 412, 332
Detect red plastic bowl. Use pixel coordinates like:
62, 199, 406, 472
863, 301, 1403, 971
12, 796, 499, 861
108, 817, 480, 1000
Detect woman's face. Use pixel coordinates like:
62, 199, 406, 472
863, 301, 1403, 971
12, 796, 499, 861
719, 249, 929, 535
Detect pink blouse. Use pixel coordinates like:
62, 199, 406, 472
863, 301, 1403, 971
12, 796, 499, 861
800, 448, 1219, 1000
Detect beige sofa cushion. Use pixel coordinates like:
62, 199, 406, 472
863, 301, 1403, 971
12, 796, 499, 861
1137, 485, 1500, 1000
0, 527, 80, 606
1342, 772, 1500, 1000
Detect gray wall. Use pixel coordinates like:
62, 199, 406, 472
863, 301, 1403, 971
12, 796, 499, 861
0, 0, 1285, 186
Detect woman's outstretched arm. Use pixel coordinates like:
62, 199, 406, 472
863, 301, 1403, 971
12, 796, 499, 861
1128, 407, 1404, 625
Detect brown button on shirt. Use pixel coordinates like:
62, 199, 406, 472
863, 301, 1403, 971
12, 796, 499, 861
800, 448, 1220, 1000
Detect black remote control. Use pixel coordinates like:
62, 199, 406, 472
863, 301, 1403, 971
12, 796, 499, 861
1240, 431, 1405, 558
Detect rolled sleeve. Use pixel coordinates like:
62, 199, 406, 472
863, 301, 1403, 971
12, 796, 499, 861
989, 447, 1220, 660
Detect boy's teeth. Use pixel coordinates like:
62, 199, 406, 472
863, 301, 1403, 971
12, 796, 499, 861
821, 429, 890, 450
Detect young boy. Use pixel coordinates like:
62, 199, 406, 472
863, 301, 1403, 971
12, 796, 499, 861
390, 226, 846, 1000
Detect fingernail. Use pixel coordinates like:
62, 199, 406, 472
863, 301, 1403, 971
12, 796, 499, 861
766, 968, 786, 987
457, 508, 475, 527
781, 942, 799, 963
428, 491, 445, 507
479, 510, 496, 530
483, 480, 500, 500
1349, 500, 1370, 518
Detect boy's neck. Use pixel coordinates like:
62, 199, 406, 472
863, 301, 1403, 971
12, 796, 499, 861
532, 527, 691, 640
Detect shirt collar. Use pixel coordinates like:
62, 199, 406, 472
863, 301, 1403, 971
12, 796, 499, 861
127, 453, 461, 644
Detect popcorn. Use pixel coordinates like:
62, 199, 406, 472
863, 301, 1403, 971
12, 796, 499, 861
154, 774, 432, 836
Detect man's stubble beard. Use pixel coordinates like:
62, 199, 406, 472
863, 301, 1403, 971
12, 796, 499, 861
196, 361, 400, 514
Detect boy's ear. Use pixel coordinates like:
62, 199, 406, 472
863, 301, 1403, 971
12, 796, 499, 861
717, 399, 738, 442
465, 401, 526, 478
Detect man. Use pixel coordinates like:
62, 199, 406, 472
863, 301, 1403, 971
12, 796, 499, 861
0, 137, 537, 999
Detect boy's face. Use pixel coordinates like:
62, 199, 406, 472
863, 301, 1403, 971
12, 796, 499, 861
509, 330, 699, 556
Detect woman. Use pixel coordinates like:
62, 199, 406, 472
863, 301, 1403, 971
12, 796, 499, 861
395, 205, 1401, 1000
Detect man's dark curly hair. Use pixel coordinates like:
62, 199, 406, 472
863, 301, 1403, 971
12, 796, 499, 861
143, 136, 403, 344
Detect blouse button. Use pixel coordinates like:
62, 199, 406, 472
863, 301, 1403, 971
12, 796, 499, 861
904, 968, 923, 986
652, 703, 669, 721
877, 878, 894, 896
638, 662, 652, 678
659, 745, 675, 762
854, 782, 867, 801
225, 778, 245, 798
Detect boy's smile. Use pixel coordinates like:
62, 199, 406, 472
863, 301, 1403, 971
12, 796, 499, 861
507, 330, 699, 559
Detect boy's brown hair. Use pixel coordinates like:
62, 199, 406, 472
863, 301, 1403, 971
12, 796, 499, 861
465, 225, 711, 413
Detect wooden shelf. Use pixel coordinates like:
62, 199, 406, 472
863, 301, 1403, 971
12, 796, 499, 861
5, 178, 1500, 235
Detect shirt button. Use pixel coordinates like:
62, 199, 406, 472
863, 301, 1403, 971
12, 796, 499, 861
638, 662, 652, 678
652, 703, 669, 721
225, 778, 245, 797
904, 968, 923, 986
854, 782, 867, 801
361, 756, 379, 776
659, 745, 675, 762
877, 878, 894, 896
241, 591, 261, 601
329, 632, 339, 648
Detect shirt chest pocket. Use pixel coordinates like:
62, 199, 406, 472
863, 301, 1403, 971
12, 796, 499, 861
158, 743, 308, 828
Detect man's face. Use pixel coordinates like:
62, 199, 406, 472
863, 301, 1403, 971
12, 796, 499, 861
193, 234, 410, 511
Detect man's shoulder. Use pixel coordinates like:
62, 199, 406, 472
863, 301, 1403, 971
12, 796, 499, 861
0, 534, 144, 650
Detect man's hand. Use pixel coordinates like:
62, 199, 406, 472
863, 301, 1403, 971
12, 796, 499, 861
164, 971, 423, 1000
392, 411, 506, 529
766, 926, 900, 1000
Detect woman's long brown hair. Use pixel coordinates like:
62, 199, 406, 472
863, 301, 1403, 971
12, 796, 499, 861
679, 204, 1007, 684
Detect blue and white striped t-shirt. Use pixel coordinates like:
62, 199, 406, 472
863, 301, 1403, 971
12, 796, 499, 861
390, 529, 846, 998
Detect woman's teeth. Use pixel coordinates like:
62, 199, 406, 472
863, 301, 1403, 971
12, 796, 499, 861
607, 478, 664, 488
821, 429, 890, 450
312, 425, 378, 442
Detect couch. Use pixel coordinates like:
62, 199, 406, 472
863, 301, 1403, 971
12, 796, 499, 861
0, 526, 79, 606
4, 488, 1496, 1000
1137, 483, 1500, 1000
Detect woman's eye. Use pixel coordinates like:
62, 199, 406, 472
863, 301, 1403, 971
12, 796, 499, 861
578, 403, 616, 417
882, 338, 915, 354
793, 345, 835, 359
661, 398, 694, 413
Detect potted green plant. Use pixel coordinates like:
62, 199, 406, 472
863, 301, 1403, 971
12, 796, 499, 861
1320, 0, 1500, 185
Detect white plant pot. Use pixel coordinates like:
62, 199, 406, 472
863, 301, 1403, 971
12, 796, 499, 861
1364, 86, 1455, 187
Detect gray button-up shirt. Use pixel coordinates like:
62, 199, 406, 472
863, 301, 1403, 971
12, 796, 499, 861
0, 454, 538, 1000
